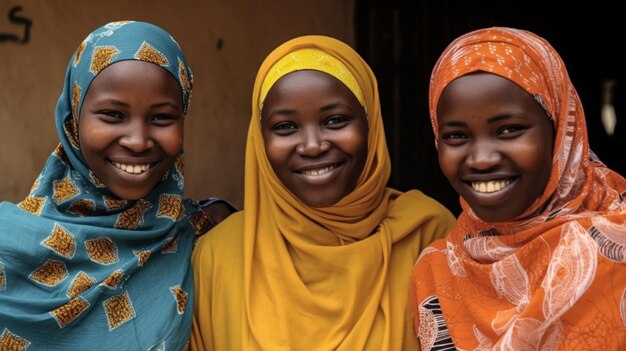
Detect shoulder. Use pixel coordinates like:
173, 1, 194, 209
386, 189, 456, 248
392, 189, 456, 224
192, 210, 244, 265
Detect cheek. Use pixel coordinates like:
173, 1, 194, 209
78, 122, 114, 153
156, 127, 184, 157
263, 136, 292, 169
437, 146, 460, 181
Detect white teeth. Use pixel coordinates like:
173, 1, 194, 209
472, 179, 512, 193
300, 165, 338, 176
112, 162, 151, 175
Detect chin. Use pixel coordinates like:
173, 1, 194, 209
111, 189, 150, 201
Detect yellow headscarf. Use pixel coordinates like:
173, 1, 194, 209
259, 47, 365, 108
191, 35, 455, 351
244, 35, 452, 350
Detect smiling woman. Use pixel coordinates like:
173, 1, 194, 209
261, 69, 368, 208
190, 35, 456, 350
436, 72, 555, 222
0, 21, 232, 350
79, 60, 184, 200
411, 27, 626, 350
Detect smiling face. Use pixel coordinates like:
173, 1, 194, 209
261, 70, 368, 208
79, 60, 184, 200
436, 72, 554, 222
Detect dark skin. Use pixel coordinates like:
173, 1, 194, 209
79, 60, 184, 201
261, 70, 368, 208
79, 60, 233, 227
436, 72, 555, 222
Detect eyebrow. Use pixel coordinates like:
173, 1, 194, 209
101, 99, 180, 110
439, 114, 527, 128
320, 102, 352, 112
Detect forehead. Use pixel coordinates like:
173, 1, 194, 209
437, 72, 543, 118
270, 70, 350, 94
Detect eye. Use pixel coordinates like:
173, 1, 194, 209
324, 115, 351, 129
498, 125, 526, 138
440, 131, 467, 146
271, 121, 298, 136
98, 110, 124, 123
151, 114, 181, 126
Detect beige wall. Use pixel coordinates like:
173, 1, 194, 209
0, 0, 354, 208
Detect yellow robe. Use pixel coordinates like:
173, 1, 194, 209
192, 189, 454, 350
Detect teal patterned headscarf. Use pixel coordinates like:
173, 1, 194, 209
0, 21, 208, 350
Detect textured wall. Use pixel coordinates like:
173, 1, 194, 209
0, 0, 354, 208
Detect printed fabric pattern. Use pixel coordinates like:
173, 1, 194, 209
0, 21, 205, 350
412, 27, 626, 350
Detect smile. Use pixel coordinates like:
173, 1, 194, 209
297, 164, 340, 176
112, 161, 151, 175
471, 179, 512, 193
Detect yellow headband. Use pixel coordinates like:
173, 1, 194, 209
259, 48, 365, 108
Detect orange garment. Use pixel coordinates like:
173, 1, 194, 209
411, 27, 626, 350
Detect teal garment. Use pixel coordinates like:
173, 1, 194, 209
0, 21, 205, 350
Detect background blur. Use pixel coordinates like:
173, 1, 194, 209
1, 0, 623, 215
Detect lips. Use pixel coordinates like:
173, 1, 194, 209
296, 164, 340, 176
294, 161, 345, 185
110, 161, 154, 175
471, 179, 512, 193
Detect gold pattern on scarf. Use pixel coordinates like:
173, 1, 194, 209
50, 297, 89, 328
67, 271, 95, 298
89, 171, 105, 188
170, 285, 188, 314
85, 237, 118, 265
89, 46, 120, 75
64, 114, 80, 150
104, 196, 125, 211
53, 175, 79, 204
178, 58, 191, 97
135, 42, 169, 67
161, 233, 179, 254
53, 144, 69, 165
74, 38, 87, 66
71, 82, 81, 122
104, 291, 135, 330
102, 269, 123, 289
157, 194, 184, 220
133, 250, 151, 267
18, 196, 46, 216
67, 199, 96, 217
0, 263, 5, 290
0, 328, 30, 351
175, 154, 184, 176
29, 259, 68, 287
179, 58, 190, 89
115, 199, 152, 230
190, 210, 210, 235
43, 224, 76, 258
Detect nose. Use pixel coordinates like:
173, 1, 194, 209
465, 140, 501, 171
296, 128, 330, 157
118, 121, 154, 153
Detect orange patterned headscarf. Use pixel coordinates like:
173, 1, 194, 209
411, 27, 626, 350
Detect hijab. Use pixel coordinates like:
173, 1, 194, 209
0, 21, 206, 350
412, 27, 626, 350
232, 35, 453, 350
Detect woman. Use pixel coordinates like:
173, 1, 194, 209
191, 35, 455, 350
0, 21, 229, 350
411, 27, 626, 350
